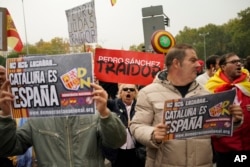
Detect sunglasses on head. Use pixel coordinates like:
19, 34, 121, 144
122, 88, 136, 92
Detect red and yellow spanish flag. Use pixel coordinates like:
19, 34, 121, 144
6, 9, 23, 52
110, 0, 117, 6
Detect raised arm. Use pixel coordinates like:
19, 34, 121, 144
0, 80, 14, 117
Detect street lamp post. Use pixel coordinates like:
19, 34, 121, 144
21, 0, 29, 55
199, 32, 209, 68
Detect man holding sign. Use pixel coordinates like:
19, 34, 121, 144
206, 53, 250, 167
130, 44, 243, 167
0, 80, 126, 167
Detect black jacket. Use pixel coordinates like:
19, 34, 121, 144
107, 98, 136, 128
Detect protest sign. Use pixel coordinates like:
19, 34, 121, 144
6, 53, 95, 118
163, 89, 236, 140
94, 48, 165, 85
65, 1, 97, 46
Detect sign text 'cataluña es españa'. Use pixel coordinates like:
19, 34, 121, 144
6, 53, 95, 118
163, 89, 236, 140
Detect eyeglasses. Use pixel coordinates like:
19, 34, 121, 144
122, 88, 136, 92
225, 59, 241, 65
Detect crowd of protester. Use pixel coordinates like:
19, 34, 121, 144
0, 44, 249, 167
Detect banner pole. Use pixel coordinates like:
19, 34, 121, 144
21, 0, 29, 55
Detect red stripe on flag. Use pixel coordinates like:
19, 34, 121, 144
6, 9, 23, 52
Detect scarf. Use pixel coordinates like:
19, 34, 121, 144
205, 68, 250, 100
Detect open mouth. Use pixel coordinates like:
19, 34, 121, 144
236, 67, 242, 73
126, 94, 131, 98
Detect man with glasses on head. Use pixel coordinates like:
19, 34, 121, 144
206, 52, 250, 167
104, 83, 145, 167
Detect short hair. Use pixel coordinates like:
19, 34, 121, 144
206, 55, 220, 69
165, 43, 196, 69
244, 55, 250, 71
219, 52, 237, 66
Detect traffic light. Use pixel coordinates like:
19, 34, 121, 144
164, 17, 169, 27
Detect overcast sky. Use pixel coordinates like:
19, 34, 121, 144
2, 0, 250, 50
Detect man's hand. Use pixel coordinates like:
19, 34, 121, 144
152, 123, 169, 143
0, 66, 6, 87
229, 104, 243, 123
0, 80, 14, 116
90, 83, 110, 118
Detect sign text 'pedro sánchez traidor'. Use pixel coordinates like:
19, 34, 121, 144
163, 89, 236, 140
6, 53, 94, 118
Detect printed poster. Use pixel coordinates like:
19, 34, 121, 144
163, 89, 236, 140
6, 53, 95, 118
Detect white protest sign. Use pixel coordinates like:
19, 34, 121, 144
65, 1, 97, 46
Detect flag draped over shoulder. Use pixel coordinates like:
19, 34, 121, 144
110, 0, 117, 6
6, 9, 23, 52
206, 68, 250, 97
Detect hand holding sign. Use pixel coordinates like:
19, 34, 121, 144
152, 123, 170, 143
90, 83, 110, 118
229, 104, 243, 123
0, 80, 14, 117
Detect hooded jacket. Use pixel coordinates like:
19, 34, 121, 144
0, 113, 126, 167
130, 70, 214, 167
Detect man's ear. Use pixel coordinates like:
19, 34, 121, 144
172, 58, 180, 68
220, 65, 226, 71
